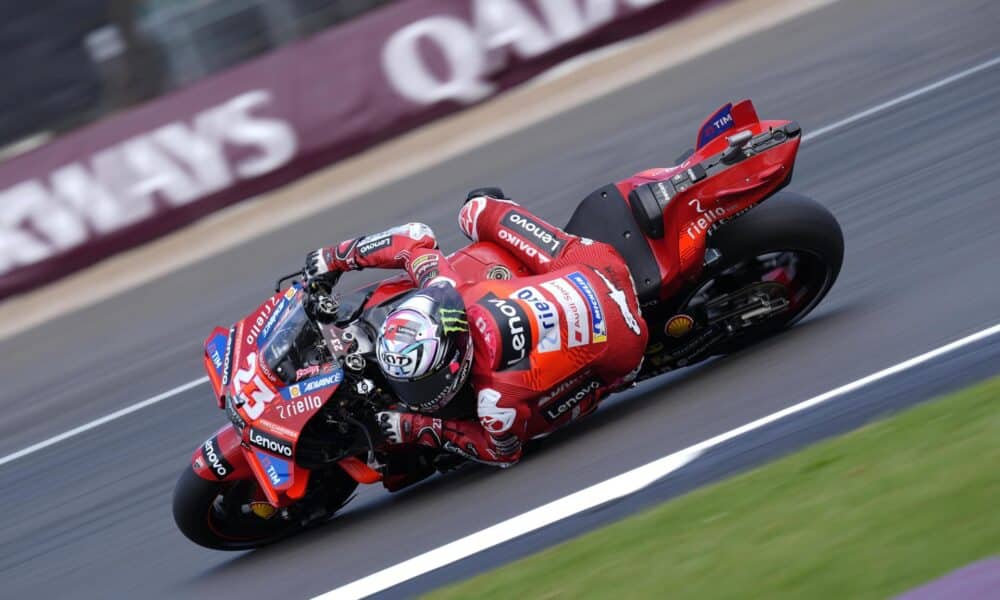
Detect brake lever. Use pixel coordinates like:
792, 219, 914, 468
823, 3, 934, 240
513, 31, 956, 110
275, 269, 305, 293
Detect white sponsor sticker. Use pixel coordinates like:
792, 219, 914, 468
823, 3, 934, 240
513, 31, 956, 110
566, 271, 607, 343
541, 278, 589, 348
511, 285, 560, 353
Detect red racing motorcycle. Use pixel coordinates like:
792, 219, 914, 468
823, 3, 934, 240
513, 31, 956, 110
173, 99, 843, 549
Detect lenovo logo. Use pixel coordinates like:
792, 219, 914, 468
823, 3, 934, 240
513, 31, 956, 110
248, 427, 293, 457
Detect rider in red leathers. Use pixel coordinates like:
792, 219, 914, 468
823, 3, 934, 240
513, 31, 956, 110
304, 193, 648, 468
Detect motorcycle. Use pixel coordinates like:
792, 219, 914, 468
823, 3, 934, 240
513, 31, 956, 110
173, 99, 843, 549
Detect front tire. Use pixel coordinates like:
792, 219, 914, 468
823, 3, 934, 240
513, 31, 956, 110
172, 468, 303, 550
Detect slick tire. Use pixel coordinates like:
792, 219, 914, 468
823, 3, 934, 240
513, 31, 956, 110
172, 467, 299, 551
707, 191, 844, 352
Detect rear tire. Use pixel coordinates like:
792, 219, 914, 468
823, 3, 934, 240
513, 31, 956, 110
704, 192, 844, 351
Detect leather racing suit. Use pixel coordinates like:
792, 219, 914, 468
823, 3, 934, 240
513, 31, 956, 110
318, 196, 649, 466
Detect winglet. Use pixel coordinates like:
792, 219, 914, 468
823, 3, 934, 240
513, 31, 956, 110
695, 99, 761, 149
696, 102, 734, 149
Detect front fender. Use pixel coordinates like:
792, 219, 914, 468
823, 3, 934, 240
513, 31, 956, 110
190, 424, 253, 482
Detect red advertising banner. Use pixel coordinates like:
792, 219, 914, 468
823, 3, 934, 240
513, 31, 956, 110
0, 0, 713, 299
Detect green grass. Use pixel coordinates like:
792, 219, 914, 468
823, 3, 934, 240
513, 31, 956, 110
428, 377, 1000, 599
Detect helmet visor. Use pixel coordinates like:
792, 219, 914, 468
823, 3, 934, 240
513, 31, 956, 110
384, 340, 472, 412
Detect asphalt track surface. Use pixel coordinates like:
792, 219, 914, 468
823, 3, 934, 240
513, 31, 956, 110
2, 0, 1000, 597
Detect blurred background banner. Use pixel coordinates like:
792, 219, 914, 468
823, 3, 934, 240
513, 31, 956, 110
0, 0, 716, 300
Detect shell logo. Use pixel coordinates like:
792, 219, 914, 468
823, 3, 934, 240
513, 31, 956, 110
665, 315, 695, 338
250, 501, 277, 519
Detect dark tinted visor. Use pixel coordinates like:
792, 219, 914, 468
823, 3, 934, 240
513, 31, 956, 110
385, 348, 466, 412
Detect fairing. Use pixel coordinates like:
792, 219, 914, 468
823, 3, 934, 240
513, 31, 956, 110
190, 424, 252, 482
198, 283, 347, 506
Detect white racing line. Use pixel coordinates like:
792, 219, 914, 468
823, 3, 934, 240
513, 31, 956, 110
1, 53, 997, 471
0, 376, 209, 468
801, 54, 1000, 142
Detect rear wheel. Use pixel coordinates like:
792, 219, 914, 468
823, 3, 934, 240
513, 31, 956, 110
687, 192, 844, 352
172, 466, 357, 550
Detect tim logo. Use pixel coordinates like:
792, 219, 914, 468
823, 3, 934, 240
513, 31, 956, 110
698, 103, 734, 148
712, 113, 733, 130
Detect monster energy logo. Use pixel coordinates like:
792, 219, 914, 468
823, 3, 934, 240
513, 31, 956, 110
439, 309, 468, 334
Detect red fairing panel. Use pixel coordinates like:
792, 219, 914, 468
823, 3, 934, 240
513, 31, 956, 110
616, 107, 800, 300
191, 424, 252, 482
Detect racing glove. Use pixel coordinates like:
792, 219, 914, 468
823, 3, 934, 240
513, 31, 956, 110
377, 410, 425, 446
377, 411, 446, 448
304, 248, 340, 285
377, 411, 522, 466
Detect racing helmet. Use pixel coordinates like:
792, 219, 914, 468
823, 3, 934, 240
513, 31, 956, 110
376, 284, 472, 412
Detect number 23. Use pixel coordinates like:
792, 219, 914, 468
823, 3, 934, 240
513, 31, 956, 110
232, 352, 275, 420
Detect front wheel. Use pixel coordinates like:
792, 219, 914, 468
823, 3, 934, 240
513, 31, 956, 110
690, 192, 844, 352
172, 468, 301, 550
172, 465, 358, 550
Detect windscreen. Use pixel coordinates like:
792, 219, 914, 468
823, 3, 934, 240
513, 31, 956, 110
260, 301, 323, 385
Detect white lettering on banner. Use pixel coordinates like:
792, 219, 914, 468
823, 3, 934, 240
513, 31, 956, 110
50, 161, 153, 233
382, 17, 493, 104
476, 0, 554, 58
382, 0, 668, 106
217, 90, 297, 178
540, 0, 610, 42
0, 183, 86, 273
122, 136, 204, 205
153, 121, 232, 195
0, 90, 297, 277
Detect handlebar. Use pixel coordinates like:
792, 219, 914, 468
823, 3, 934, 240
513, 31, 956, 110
274, 269, 305, 293
277, 271, 342, 324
